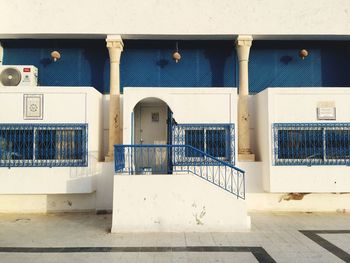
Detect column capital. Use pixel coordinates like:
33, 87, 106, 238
235, 35, 253, 47
235, 35, 253, 62
106, 35, 124, 63
106, 35, 124, 45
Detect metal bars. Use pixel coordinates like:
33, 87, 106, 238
0, 124, 88, 167
114, 144, 245, 199
273, 123, 350, 166
172, 124, 235, 164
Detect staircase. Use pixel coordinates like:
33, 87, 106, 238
113, 144, 249, 232
114, 144, 245, 199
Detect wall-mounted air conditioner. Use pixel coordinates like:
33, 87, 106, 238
0, 65, 38, 87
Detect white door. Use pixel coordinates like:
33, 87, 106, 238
137, 105, 168, 173
139, 106, 167, 145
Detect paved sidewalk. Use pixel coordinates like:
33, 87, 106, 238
0, 212, 349, 262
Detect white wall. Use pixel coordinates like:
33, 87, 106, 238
0, 162, 115, 213
102, 95, 111, 157
0, 91, 115, 213
122, 87, 238, 162
2, 87, 350, 213
112, 174, 250, 232
95, 162, 115, 210
0, 87, 103, 194
247, 193, 350, 212
255, 88, 350, 193
238, 161, 264, 193
0, 0, 349, 38
0, 193, 96, 213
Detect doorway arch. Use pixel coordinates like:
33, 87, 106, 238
132, 97, 173, 145
132, 97, 173, 174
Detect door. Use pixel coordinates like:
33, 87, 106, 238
137, 105, 167, 173
139, 106, 167, 145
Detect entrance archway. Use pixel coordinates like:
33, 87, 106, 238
132, 97, 173, 174
133, 97, 172, 145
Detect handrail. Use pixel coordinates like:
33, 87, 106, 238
116, 144, 244, 173
114, 144, 245, 199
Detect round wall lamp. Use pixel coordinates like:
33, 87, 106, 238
299, 49, 309, 60
51, 51, 61, 62
172, 42, 181, 63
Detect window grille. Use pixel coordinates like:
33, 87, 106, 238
273, 123, 350, 166
0, 124, 88, 167
173, 124, 234, 164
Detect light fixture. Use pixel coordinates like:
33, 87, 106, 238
299, 49, 309, 60
172, 42, 181, 63
51, 51, 61, 62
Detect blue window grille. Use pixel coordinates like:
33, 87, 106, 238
173, 124, 235, 164
0, 124, 88, 167
273, 123, 350, 166
184, 129, 205, 157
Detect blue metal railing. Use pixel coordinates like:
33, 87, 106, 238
0, 124, 88, 167
114, 144, 245, 199
273, 123, 350, 166
172, 124, 235, 164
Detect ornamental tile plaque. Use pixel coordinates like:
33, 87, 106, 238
23, 94, 44, 120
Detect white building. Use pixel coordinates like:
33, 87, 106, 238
0, 0, 349, 232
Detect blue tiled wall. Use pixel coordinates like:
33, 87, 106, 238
2, 39, 350, 94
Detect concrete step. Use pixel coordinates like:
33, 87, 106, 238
112, 173, 251, 232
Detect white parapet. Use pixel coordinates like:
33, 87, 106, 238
254, 87, 350, 193
1, 0, 349, 37
0, 87, 103, 194
112, 174, 250, 233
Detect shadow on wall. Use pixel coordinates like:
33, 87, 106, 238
249, 41, 350, 93
3, 39, 238, 93
83, 47, 109, 92
46, 191, 96, 213
204, 47, 233, 87
45, 155, 115, 213
120, 40, 236, 90
46, 153, 101, 213
2, 39, 110, 93
4, 39, 349, 94
320, 44, 350, 87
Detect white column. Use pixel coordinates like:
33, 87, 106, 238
105, 35, 123, 162
236, 35, 255, 161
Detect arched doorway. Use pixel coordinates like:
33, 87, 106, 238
132, 97, 173, 174
133, 97, 172, 145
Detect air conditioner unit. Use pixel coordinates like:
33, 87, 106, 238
0, 65, 38, 87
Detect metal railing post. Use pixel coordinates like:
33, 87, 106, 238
113, 144, 246, 199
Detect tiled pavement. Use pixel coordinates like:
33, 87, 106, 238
0, 212, 349, 262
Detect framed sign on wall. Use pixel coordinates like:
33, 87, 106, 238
23, 94, 44, 120
317, 101, 336, 121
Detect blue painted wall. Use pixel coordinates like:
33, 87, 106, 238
120, 41, 236, 89
2, 40, 110, 93
2, 39, 350, 94
2, 40, 236, 93
249, 41, 350, 93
